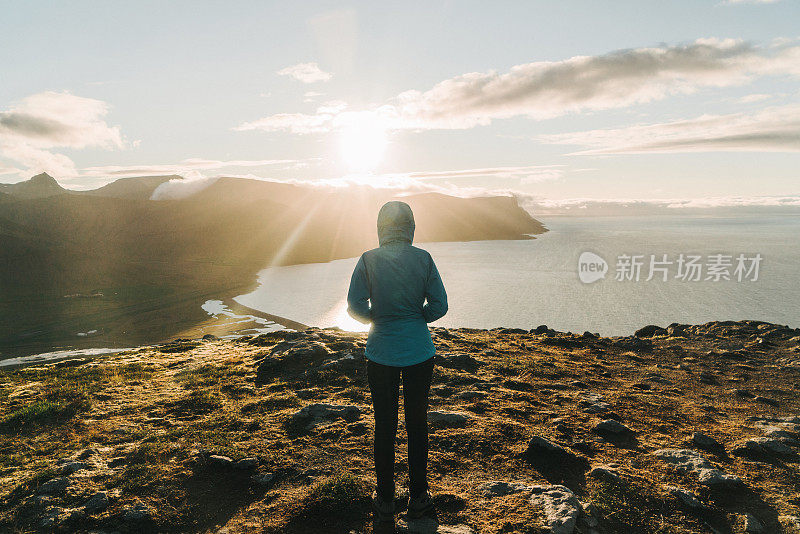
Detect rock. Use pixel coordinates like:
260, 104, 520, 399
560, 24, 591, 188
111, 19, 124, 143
37, 477, 69, 495
523, 437, 589, 472
428, 411, 470, 426
588, 466, 622, 484
251, 472, 276, 487
666, 486, 704, 509
611, 337, 652, 351
60, 461, 89, 475
779, 516, 800, 530
530, 485, 581, 534
532, 325, 550, 335
692, 432, 723, 451
697, 468, 743, 489
396, 517, 475, 533
733, 437, 797, 459
735, 388, 756, 399
202, 333, 218, 340
123, 500, 153, 522
39, 506, 63, 528
593, 419, 633, 435
208, 454, 234, 468
456, 390, 488, 401
635, 325, 667, 338
652, 449, 713, 473
479, 480, 532, 497
744, 512, 764, 533
234, 457, 258, 470
754, 396, 779, 407
84, 491, 109, 513
437, 353, 482, 372
288, 403, 361, 431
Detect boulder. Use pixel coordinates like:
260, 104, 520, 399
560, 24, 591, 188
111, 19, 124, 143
84, 491, 109, 514
479, 480, 532, 497
588, 466, 622, 484
652, 449, 713, 473
635, 325, 667, 338
428, 411, 471, 427
123, 500, 153, 522
37, 477, 69, 495
289, 403, 361, 431
666, 486, 704, 509
691, 432, 723, 451
530, 485, 581, 534
593, 419, 633, 435
697, 468, 743, 489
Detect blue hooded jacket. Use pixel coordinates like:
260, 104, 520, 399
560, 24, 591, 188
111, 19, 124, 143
347, 201, 448, 367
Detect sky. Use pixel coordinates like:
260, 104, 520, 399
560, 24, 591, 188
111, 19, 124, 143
0, 0, 799, 204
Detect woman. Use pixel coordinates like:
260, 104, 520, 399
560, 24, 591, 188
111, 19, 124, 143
347, 200, 448, 523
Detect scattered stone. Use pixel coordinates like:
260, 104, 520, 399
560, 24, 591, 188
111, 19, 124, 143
733, 437, 797, 459
635, 325, 667, 338
39, 506, 63, 528
234, 457, 258, 470
479, 480, 532, 497
593, 419, 634, 435
251, 472, 276, 487
84, 491, 109, 514
754, 396, 779, 407
697, 468, 743, 489
37, 477, 69, 495
288, 403, 361, 431
123, 500, 153, 522
437, 353, 482, 372
60, 461, 89, 475
692, 432, 723, 451
428, 411, 470, 427
666, 486, 704, 509
588, 465, 622, 484
456, 390, 488, 401
653, 449, 712, 473
530, 485, 581, 534
208, 454, 234, 468
744, 512, 764, 533
396, 517, 475, 533
735, 388, 756, 399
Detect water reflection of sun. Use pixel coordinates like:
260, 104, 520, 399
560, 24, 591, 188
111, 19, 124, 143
322, 299, 370, 333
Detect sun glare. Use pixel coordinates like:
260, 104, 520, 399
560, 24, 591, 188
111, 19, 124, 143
339, 113, 388, 173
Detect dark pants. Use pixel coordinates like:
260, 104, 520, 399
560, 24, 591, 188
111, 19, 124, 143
367, 357, 434, 501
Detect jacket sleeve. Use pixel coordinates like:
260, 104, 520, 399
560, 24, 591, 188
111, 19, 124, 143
422, 256, 448, 323
347, 255, 372, 324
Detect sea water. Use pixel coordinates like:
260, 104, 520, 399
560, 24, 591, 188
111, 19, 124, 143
234, 215, 800, 336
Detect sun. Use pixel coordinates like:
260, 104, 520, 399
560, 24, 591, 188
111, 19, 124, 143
338, 112, 388, 173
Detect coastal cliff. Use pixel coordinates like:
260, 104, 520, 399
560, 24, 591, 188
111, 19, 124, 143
1, 320, 799, 533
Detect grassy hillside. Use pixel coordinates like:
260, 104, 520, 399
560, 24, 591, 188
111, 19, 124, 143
0, 321, 798, 533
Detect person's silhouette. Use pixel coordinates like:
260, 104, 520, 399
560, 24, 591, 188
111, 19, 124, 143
347, 201, 448, 523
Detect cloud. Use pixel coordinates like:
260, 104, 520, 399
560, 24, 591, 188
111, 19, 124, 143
0, 91, 125, 176
80, 158, 300, 178
392, 164, 565, 184
150, 173, 219, 200
537, 104, 800, 154
722, 0, 781, 4
239, 38, 800, 134
520, 194, 800, 216
277, 62, 332, 83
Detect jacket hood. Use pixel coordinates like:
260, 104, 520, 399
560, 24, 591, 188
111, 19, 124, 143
377, 201, 415, 246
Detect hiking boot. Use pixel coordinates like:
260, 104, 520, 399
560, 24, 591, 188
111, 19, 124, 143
371, 491, 395, 523
407, 490, 433, 519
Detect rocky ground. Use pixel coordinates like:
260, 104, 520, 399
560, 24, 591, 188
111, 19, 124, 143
1, 320, 799, 533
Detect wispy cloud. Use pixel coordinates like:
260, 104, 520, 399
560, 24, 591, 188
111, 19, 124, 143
537, 104, 800, 154
277, 62, 332, 83
721, 0, 781, 4
239, 38, 800, 135
80, 158, 301, 178
0, 91, 126, 177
